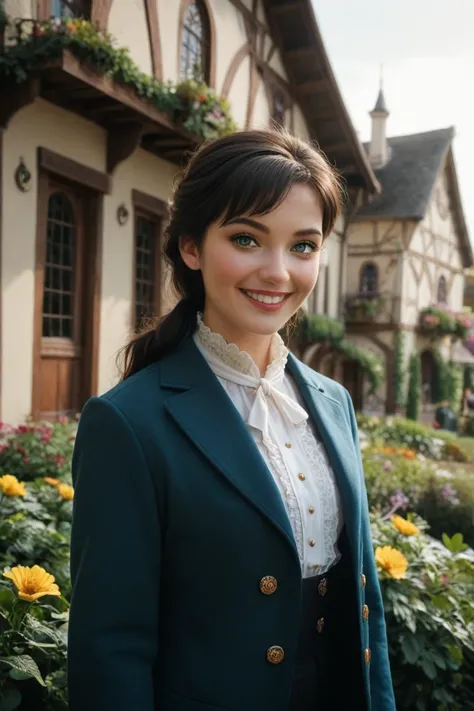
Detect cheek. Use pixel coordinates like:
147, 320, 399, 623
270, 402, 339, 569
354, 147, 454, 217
202, 246, 253, 286
293, 258, 320, 292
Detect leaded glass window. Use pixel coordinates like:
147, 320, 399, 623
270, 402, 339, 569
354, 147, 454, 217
360, 263, 378, 295
43, 193, 75, 339
50, 0, 88, 18
180, 1, 209, 81
135, 216, 158, 327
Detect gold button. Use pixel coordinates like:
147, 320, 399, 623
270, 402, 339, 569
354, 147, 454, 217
298, 473, 305, 481
361, 573, 366, 588
285, 442, 292, 448
260, 576, 277, 595
362, 604, 369, 622
318, 578, 328, 596
267, 645, 285, 664
317, 617, 324, 634
308, 506, 315, 514
364, 648, 371, 664
309, 540, 316, 547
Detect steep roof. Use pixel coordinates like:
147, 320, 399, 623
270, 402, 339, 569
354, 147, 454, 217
356, 127, 473, 267
262, 0, 380, 194
372, 88, 388, 114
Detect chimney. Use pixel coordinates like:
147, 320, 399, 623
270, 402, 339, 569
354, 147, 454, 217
369, 78, 390, 169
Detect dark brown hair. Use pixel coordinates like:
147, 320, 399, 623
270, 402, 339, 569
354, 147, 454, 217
119, 128, 344, 380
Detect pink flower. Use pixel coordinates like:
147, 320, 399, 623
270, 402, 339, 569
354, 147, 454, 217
41, 432, 52, 444
55, 455, 65, 466
59, 415, 68, 425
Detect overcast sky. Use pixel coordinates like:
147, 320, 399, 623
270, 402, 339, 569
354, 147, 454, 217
313, 0, 474, 239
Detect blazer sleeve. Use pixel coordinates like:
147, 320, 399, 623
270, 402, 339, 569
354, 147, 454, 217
68, 396, 160, 711
344, 390, 397, 711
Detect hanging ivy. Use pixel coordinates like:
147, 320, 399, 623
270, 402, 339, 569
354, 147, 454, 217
334, 340, 384, 394
296, 313, 345, 345
406, 351, 421, 420
394, 330, 405, 409
0, 17, 237, 141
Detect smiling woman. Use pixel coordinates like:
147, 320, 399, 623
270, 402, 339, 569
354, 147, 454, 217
68, 129, 396, 711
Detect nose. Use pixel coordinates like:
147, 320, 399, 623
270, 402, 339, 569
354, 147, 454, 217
259, 250, 290, 285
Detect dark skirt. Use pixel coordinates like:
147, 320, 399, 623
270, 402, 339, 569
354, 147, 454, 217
288, 551, 367, 711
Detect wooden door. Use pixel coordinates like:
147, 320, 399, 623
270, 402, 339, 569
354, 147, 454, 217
35, 181, 86, 419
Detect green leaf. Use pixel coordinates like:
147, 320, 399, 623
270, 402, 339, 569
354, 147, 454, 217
0, 655, 45, 686
401, 635, 421, 664
0, 684, 21, 711
0, 590, 15, 613
419, 657, 437, 680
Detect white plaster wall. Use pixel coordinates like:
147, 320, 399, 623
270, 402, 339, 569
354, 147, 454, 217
2, 100, 106, 424
99, 148, 177, 393
226, 55, 251, 129
208, 0, 247, 95
4, 0, 31, 19
108, 0, 152, 76
251, 79, 270, 129
156, 0, 180, 83
292, 104, 310, 142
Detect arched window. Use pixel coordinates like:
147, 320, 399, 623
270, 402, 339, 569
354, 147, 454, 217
43, 193, 76, 339
437, 275, 447, 304
50, 0, 89, 17
359, 263, 378, 295
180, 1, 210, 82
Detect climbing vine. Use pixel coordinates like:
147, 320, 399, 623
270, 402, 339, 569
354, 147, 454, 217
394, 330, 405, 409
406, 351, 421, 421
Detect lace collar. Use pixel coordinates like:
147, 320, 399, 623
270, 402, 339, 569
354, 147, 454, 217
195, 313, 288, 380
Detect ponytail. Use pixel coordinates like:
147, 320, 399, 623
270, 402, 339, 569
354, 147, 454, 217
119, 297, 201, 381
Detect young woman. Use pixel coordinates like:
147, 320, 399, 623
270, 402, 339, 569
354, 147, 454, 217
68, 129, 395, 711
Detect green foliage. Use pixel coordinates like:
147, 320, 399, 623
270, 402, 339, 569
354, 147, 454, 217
0, 476, 71, 709
335, 340, 384, 394
0, 421, 75, 483
447, 361, 463, 413
406, 352, 421, 420
420, 305, 472, 342
296, 313, 345, 344
394, 330, 405, 409
0, 17, 237, 141
372, 514, 474, 710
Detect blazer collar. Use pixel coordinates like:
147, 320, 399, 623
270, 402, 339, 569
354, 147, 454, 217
159, 338, 361, 569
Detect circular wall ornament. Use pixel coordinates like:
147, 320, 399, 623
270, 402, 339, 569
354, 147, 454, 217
117, 203, 129, 225
14, 158, 32, 192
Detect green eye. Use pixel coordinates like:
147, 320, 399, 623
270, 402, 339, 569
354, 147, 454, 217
292, 241, 318, 254
231, 234, 257, 248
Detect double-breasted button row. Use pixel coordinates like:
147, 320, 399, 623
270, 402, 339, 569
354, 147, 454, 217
267, 645, 285, 664
260, 576, 277, 595
361, 573, 366, 588
364, 648, 371, 664
362, 604, 369, 622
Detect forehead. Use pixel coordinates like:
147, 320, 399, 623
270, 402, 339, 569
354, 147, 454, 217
249, 184, 323, 225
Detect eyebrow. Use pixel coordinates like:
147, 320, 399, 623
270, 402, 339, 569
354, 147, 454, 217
223, 216, 323, 238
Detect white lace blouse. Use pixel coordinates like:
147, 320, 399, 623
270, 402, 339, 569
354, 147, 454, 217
193, 315, 343, 578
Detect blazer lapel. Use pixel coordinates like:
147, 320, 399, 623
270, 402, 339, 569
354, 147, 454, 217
287, 355, 362, 568
159, 338, 299, 562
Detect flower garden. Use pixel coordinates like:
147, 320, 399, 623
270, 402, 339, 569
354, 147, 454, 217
0, 416, 473, 710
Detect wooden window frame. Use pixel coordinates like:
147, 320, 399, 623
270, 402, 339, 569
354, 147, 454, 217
131, 190, 167, 330
437, 274, 447, 304
32, 147, 107, 419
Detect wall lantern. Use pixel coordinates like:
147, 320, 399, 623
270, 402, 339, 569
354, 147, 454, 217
117, 203, 129, 225
14, 157, 32, 192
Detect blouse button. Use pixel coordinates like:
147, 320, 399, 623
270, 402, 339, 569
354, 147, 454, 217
309, 540, 316, 547
308, 506, 315, 514
285, 441, 292, 448
298, 473, 305, 481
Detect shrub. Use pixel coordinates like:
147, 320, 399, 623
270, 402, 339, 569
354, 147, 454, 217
373, 513, 474, 710
0, 420, 75, 483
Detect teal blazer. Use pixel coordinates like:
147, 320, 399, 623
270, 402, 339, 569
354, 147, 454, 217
68, 337, 395, 711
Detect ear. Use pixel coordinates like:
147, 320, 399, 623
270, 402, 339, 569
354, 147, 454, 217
179, 236, 201, 271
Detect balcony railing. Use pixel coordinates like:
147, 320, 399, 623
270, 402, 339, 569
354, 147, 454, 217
344, 292, 385, 323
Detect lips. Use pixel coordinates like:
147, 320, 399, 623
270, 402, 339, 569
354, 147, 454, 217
241, 290, 289, 305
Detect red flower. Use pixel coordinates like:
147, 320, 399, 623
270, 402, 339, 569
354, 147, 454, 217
55, 454, 65, 466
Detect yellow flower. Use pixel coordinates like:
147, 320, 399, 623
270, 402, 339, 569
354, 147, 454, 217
392, 514, 420, 536
57, 483, 74, 501
44, 477, 60, 487
375, 546, 408, 580
0, 474, 26, 497
3, 565, 61, 602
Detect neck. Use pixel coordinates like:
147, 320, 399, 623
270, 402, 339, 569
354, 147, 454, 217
201, 310, 274, 375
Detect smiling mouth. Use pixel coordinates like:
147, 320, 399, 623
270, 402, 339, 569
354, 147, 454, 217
240, 289, 291, 305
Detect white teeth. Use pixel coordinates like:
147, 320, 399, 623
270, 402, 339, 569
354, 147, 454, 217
243, 290, 286, 304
